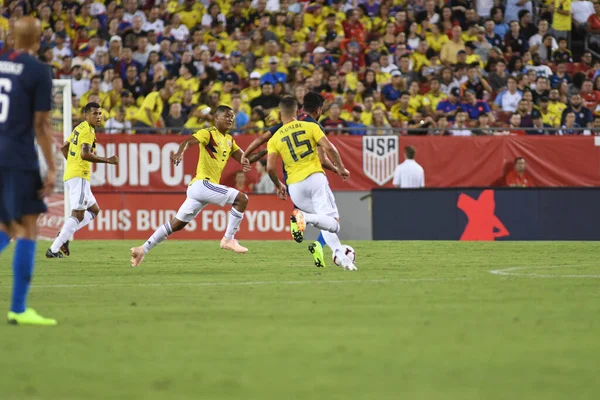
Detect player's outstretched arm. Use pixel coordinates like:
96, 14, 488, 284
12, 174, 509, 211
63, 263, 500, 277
81, 143, 119, 165
232, 149, 267, 173
317, 137, 349, 180
60, 141, 69, 160
241, 131, 273, 165
34, 111, 56, 197
266, 152, 287, 200
171, 135, 199, 166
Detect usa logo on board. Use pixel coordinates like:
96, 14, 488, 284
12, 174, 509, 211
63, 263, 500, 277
362, 136, 398, 186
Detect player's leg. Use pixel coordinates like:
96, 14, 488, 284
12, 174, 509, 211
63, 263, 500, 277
220, 191, 248, 252
308, 175, 356, 271
209, 181, 248, 253
0, 223, 10, 255
290, 176, 340, 233
130, 196, 200, 267
47, 178, 89, 257
58, 200, 99, 257
5, 171, 57, 325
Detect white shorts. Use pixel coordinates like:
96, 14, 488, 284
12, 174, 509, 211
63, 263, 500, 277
176, 180, 240, 222
288, 173, 339, 219
65, 177, 97, 211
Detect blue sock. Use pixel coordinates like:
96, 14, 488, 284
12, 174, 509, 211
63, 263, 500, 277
11, 238, 36, 313
0, 231, 9, 254
317, 232, 326, 247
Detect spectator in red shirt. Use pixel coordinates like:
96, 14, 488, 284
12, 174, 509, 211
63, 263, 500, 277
339, 40, 366, 75
586, 2, 600, 43
505, 157, 534, 187
580, 79, 600, 110
342, 9, 366, 46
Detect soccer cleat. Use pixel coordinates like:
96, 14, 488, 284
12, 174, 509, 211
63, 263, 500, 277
7, 308, 57, 326
308, 241, 326, 268
45, 248, 64, 258
220, 238, 248, 254
60, 240, 70, 257
290, 209, 305, 243
335, 249, 358, 271
130, 247, 146, 267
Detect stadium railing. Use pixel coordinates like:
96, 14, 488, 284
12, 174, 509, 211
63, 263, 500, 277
95, 126, 600, 135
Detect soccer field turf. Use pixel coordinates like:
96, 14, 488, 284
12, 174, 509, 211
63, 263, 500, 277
0, 240, 599, 400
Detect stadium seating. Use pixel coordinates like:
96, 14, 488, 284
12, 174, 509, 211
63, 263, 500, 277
3, 0, 599, 135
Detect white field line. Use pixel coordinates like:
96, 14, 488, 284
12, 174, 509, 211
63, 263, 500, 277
0, 277, 470, 289
489, 265, 600, 279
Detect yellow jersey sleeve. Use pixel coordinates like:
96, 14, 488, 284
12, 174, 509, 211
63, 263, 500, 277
231, 138, 241, 155
267, 136, 278, 155
77, 125, 94, 145
193, 129, 210, 145
310, 123, 325, 145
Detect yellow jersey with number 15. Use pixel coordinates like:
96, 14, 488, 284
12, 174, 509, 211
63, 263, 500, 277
64, 121, 96, 182
267, 120, 325, 185
190, 126, 241, 185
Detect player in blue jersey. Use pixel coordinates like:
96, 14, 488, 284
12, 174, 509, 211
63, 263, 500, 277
241, 92, 349, 269
0, 17, 57, 326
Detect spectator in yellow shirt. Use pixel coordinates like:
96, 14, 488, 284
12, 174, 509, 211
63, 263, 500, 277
179, 0, 204, 29
241, 71, 263, 104
440, 25, 465, 65
133, 84, 175, 134
552, 0, 572, 39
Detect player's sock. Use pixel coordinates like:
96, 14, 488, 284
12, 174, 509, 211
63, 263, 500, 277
142, 222, 173, 253
0, 231, 9, 254
50, 216, 79, 253
76, 211, 96, 231
316, 232, 326, 248
303, 213, 339, 233
321, 231, 344, 254
224, 208, 244, 239
11, 238, 36, 313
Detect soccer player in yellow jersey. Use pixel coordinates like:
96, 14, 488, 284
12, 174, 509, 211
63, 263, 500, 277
46, 102, 119, 258
130, 106, 265, 267
266, 97, 357, 271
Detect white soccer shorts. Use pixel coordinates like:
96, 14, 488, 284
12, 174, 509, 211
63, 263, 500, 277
175, 180, 240, 222
65, 177, 97, 211
288, 173, 339, 219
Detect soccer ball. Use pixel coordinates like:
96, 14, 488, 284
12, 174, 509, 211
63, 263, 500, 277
333, 245, 356, 267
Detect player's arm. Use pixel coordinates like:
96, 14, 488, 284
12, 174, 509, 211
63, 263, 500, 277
171, 135, 200, 166
232, 148, 267, 167
266, 152, 287, 200
316, 136, 349, 180
81, 142, 118, 164
60, 140, 70, 160
317, 146, 339, 173
34, 111, 56, 197
241, 130, 273, 165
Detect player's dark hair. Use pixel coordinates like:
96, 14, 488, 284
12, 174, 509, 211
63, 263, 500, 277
302, 92, 323, 113
214, 105, 233, 114
279, 96, 298, 116
404, 145, 416, 159
83, 102, 100, 114
514, 157, 525, 164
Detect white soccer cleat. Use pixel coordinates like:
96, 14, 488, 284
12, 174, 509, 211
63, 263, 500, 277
336, 251, 358, 271
130, 247, 146, 267
220, 238, 248, 254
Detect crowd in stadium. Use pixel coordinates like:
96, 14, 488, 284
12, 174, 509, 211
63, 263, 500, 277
3, 0, 600, 135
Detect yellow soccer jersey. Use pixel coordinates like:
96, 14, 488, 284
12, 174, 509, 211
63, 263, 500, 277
191, 126, 241, 185
133, 92, 163, 127
267, 120, 325, 185
64, 121, 96, 182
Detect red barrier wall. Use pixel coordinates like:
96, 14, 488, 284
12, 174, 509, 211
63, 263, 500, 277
75, 193, 292, 240
91, 134, 600, 191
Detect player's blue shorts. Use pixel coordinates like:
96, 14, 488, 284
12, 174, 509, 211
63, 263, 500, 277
0, 168, 47, 223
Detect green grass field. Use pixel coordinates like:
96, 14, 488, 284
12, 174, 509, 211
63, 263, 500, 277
1, 240, 599, 400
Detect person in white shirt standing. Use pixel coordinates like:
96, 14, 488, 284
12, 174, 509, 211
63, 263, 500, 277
393, 146, 425, 189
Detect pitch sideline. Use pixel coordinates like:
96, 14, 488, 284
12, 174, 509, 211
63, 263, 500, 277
489, 265, 600, 279
0, 277, 470, 289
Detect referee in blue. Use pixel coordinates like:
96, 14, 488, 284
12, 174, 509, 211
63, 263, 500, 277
0, 16, 57, 326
